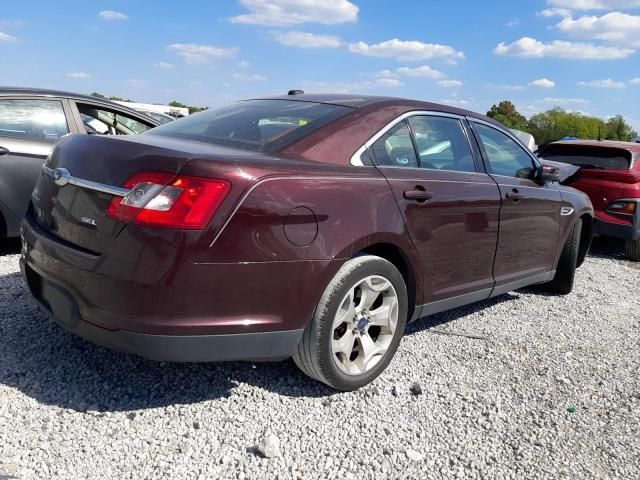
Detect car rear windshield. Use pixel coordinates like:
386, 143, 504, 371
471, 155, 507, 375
541, 144, 633, 170
146, 99, 353, 153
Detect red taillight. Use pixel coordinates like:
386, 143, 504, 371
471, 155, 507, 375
107, 171, 230, 229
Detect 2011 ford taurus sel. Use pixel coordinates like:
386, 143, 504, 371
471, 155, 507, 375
21, 93, 594, 390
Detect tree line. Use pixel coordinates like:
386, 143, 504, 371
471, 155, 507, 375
487, 101, 638, 146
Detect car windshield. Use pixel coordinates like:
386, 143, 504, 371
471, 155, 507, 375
145, 99, 352, 152
541, 144, 632, 170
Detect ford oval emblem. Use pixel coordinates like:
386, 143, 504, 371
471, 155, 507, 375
53, 167, 71, 187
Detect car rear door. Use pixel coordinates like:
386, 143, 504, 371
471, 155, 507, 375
470, 120, 561, 288
0, 97, 75, 235
367, 113, 501, 307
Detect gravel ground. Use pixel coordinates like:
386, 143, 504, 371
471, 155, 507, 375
0, 238, 638, 480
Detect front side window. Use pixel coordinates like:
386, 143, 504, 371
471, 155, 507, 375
0, 99, 68, 141
369, 121, 419, 168
147, 99, 352, 153
408, 116, 476, 172
77, 103, 154, 135
475, 123, 535, 179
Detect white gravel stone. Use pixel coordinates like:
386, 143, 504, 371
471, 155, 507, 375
0, 240, 639, 479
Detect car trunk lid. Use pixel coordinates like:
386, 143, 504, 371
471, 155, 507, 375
31, 134, 194, 253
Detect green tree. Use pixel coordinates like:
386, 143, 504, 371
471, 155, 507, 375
486, 101, 527, 130
605, 115, 637, 141
90, 92, 105, 99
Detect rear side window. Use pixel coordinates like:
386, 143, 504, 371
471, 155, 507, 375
540, 144, 632, 171
369, 121, 419, 168
146, 99, 352, 153
0, 99, 69, 141
408, 116, 476, 172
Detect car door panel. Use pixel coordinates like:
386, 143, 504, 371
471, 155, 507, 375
368, 115, 501, 304
382, 168, 501, 301
492, 176, 561, 283
470, 121, 562, 285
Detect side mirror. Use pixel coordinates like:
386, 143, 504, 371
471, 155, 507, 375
537, 163, 561, 183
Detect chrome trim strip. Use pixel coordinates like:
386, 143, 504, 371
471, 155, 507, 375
350, 110, 467, 166
43, 166, 130, 197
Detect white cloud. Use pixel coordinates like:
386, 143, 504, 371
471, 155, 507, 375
375, 69, 396, 78
154, 62, 175, 69
538, 8, 573, 17
494, 36, 634, 59
541, 97, 591, 105
485, 83, 525, 91
530, 78, 556, 88
66, 72, 91, 79
578, 78, 626, 87
506, 19, 520, 27
631, 77, 640, 83
396, 65, 446, 79
230, 0, 358, 26
232, 72, 267, 81
99, 10, 128, 21
349, 39, 465, 62
0, 31, 17, 42
167, 43, 239, 64
438, 80, 463, 88
555, 12, 640, 47
273, 31, 341, 48
303, 77, 404, 93
127, 79, 149, 88
439, 99, 472, 107
547, 0, 640, 10
237, 60, 251, 68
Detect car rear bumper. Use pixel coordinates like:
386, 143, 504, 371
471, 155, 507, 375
594, 212, 639, 241
20, 214, 340, 362
21, 260, 303, 362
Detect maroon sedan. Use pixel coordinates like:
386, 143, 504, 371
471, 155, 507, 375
21, 93, 594, 390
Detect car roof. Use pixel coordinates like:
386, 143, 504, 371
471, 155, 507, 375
250, 93, 494, 122
550, 139, 640, 153
0, 87, 161, 125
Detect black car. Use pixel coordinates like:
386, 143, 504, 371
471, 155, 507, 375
0, 88, 160, 239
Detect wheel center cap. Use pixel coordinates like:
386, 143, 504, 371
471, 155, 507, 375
356, 315, 369, 333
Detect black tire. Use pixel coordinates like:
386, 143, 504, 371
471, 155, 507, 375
544, 219, 582, 295
293, 255, 408, 391
625, 239, 640, 262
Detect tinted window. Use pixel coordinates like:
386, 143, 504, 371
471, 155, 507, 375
369, 121, 419, 168
408, 116, 476, 172
475, 123, 535, 179
77, 104, 154, 135
146, 100, 352, 153
0, 99, 68, 141
540, 144, 632, 171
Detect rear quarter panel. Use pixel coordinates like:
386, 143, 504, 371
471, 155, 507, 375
191, 166, 424, 304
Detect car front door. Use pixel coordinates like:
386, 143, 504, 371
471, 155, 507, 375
368, 113, 501, 310
0, 97, 73, 236
470, 120, 561, 288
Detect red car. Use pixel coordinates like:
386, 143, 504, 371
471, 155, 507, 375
21, 93, 593, 390
539, 140, 640, 261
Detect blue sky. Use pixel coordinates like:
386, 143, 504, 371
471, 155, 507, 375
1, 0, 639, 130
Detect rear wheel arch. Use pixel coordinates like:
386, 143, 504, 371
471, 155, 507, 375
357, 242, 417, 321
